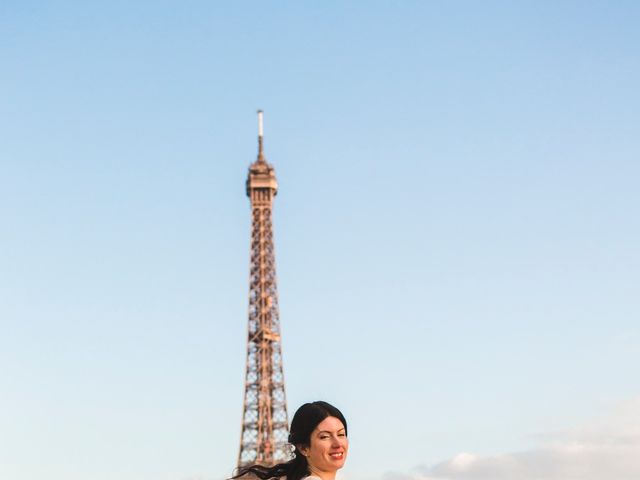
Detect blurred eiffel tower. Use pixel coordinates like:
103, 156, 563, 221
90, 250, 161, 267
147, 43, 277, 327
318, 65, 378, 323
237, 111, 290, 468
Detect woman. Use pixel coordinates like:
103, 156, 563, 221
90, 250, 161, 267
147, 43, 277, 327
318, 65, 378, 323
233, 401, 348, 480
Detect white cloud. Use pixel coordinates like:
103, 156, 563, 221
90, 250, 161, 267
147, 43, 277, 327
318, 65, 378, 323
389, 397, 640, 480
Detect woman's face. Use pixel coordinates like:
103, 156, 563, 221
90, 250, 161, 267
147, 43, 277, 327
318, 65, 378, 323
301, 416, 348, 476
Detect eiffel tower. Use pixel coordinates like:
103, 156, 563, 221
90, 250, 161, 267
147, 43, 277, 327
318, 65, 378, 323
237, 111, 290, 468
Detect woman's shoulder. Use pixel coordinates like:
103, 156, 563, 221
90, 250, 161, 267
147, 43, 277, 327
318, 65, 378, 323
282, 477, 321, 480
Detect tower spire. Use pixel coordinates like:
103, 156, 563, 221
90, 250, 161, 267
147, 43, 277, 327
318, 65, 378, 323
257, 109, 265, 162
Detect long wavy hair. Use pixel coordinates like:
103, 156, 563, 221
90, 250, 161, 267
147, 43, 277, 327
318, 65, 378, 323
232, 401, 348, 480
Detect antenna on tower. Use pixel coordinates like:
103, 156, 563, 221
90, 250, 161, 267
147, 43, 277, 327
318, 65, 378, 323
257, 109, 265, 161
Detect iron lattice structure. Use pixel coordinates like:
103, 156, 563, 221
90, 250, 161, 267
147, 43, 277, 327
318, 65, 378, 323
238, 111, 290, 468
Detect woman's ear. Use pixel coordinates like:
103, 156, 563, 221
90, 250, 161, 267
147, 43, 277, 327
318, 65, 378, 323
297, 444, 309, 457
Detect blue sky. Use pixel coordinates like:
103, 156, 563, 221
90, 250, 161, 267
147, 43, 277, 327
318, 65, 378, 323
1, 2, 639, 480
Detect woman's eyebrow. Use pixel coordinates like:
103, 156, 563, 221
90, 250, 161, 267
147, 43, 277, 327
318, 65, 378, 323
317, 428, 346, 435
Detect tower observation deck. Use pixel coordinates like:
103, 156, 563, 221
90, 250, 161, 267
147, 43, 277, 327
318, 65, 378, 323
237, 111, 290, 468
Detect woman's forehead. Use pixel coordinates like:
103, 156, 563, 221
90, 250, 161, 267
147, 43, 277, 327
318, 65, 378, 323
314, 416, 345, 432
